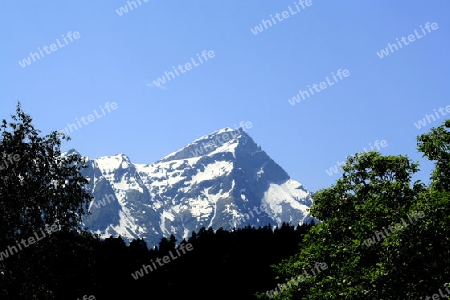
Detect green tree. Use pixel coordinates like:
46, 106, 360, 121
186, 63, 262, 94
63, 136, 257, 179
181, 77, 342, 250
260, 119, 450, 299
417, 119, 450, 191
0, 103, 93, 298
0, 102, 91, 239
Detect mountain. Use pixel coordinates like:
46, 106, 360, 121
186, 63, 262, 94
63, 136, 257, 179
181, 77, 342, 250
79, 127, 315, 246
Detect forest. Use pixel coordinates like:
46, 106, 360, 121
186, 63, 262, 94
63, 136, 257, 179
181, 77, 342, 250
1, 104, 449, 299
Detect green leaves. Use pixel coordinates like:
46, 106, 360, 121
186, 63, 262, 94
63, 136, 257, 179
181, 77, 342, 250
0, 102, 92, 240
417, 119, 450, 191
264, 119, 450, 299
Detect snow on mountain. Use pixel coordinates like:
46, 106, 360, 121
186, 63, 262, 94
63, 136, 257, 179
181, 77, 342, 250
80, 127, 315, 246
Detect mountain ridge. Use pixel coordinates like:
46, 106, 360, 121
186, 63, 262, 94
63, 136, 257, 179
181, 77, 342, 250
76, 127, 314, 246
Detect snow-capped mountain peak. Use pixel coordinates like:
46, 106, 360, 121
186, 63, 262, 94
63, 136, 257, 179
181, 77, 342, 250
81, 128, 314, 246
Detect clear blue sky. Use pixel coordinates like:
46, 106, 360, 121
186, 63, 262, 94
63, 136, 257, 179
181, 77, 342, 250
1, 1, 449, 193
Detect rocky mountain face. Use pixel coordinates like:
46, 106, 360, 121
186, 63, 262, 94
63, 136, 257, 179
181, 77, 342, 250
78, 127, 314, 246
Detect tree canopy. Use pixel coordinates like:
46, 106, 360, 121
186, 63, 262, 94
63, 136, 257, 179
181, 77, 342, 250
259, 119, 450, 299
0, 103, 93, 298
1, 104, 449, 299
0, 103, 92, 239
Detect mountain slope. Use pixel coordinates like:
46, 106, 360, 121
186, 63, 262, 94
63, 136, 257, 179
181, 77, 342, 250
80, 127, 314, 246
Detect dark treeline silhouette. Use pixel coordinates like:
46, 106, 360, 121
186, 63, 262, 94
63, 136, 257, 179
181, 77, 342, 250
0, 222, 314, 299
0, 103, 315, 299
3, 104, 450, 299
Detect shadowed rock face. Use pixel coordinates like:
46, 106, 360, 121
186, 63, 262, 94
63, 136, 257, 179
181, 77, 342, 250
78, 128, 314, 247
